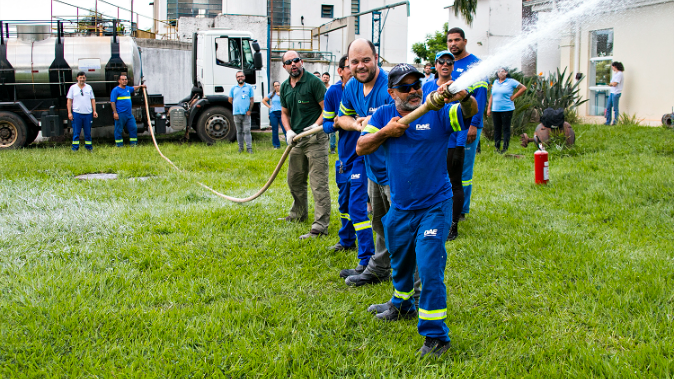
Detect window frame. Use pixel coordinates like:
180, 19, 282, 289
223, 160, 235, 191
321, 4, 334, 18
588, 28, 614, 116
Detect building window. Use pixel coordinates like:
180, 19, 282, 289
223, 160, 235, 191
321, 4, 334, 18
268, 0, 291, 27
351, 0, 360, 35
589, 29, 614, 116
167, 0, 221, 19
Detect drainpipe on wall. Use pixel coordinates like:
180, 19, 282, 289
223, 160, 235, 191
574, 22, 580, 79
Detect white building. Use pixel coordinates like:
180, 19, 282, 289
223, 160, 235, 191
444, 0, 674, 125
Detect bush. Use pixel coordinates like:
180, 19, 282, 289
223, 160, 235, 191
617, 112, 644, 126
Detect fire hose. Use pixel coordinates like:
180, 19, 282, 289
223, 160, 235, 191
142, 86, 462, 203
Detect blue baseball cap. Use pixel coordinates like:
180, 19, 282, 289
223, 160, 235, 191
435, 50, 455, 62
388, 63, 424, 88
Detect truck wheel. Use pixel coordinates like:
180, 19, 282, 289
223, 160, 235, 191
196, 106, 236, 144
24, 125, 40, 147
0, 112, 28, 150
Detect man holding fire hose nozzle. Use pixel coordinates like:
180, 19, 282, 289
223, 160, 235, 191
356, 63, 477, 357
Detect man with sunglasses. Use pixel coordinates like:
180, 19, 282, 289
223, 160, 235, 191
67, 71, 98, 151
423, 50, 465, 241
278, 51, 331, 240
335, 38, 393, 287
110, 73, 146, 147
356, 63, 477, 358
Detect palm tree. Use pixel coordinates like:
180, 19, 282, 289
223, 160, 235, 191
451, 0, 478, 26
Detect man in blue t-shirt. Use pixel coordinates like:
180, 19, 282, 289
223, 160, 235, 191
110, 73, 146, 147
229, 71, 255, 153
357, 63, 477, 358
423, 50, 466, 241
447, 27, 488, 219
335, 39, 393, 287
323, 55, 375, 266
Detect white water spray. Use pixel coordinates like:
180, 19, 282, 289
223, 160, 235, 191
448, 0, 631, 93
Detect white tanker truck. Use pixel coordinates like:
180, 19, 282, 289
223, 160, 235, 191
0, 20, 267, 149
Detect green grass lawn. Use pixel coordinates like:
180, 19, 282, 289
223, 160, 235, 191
1, 125, 673, 378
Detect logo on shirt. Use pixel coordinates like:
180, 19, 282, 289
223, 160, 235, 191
423, 229, 438, 237
368, 107, 378, 114
416, 124, 430, 131
351, 173, 361, 179
298, 100, 310, 104
456, 68, 464, 73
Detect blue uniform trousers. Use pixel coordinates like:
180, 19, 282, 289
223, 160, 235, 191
462, 128, 482, 214
383, 198, 453, 342
72, 112, 93, 151
114, 112, 138, 147
336, 158, 375, 266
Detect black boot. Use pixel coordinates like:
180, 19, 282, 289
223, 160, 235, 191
447, 222, 458, 241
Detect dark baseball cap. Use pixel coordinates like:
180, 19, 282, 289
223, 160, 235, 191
388, 63, 425, 88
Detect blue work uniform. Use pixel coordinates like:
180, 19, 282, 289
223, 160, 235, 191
364, 102, 468, 342
230, 83, 255, 114
422, 79, 467, 148
338, 68, 392, 186
323, 80, 375, 265
110, 86, 137, 147
452, 54, 488, 214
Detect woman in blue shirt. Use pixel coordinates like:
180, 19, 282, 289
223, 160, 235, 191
487, 68, 527, 153
262, 81, 285, 149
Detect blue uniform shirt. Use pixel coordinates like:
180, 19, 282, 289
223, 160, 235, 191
323, 80, 362, 168
367, 103, 468, 210
452, 54, 488, 129
491, 78, 521, 112
267, 91, 282, 113
422, 78, 467, 148
110, 86, 134, 114
339, 68, 392, 185
230, 83, 255, 115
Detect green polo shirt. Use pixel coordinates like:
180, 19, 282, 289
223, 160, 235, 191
280, 69, 327, 134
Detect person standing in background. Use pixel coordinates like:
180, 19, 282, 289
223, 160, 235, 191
421, 62, 435, 86
487, 67, 527, 153
110, 73, 145, 147
67, 71, 98, 151
605, 61, 624, 125
322, 72, 337, 153
262, 81, 285, 149
228, 71, 255, 153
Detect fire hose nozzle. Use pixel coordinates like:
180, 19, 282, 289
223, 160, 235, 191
425, 86, 460, 112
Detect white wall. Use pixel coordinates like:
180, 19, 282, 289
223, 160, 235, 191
136, 39, 193, 104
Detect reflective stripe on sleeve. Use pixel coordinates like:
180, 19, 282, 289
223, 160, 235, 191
462, 179, 472, 186
393, 288, 415, 300
362, 125, 380, 134
449, 104, 461, 132
339, 103, 357, 116
353, 221, 371, 231
340, 213, 351, 221
467, 81, 488, 92
323, 110, 335, 119
419, 308, 447, 320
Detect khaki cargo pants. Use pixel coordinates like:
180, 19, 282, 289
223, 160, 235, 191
287, 132, 331, 234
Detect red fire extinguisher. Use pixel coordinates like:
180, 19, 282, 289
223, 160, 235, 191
535, 150, 549, 184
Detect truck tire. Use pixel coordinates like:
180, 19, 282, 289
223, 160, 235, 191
196, 106, 236, 144
0, 112, 28, 150
24, 125, 40, 147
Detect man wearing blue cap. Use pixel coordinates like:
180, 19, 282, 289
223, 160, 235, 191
422, 50, 465, 241
357, 63, 477, 357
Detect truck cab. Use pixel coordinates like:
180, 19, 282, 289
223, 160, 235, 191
169, 30, 269, 144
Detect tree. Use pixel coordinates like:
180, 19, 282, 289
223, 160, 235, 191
411, 23, 449, 64
451, 0, 478, 26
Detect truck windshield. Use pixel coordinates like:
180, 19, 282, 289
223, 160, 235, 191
215, 37, 243, 68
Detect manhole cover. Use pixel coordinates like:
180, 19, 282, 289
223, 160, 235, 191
75, 173, 118, 180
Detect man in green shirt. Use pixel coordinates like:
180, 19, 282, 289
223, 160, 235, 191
279, 50, 331, 239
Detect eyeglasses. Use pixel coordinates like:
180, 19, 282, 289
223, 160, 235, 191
392, 80, 421, 94
283, 57, 301, 65
80, 89, 83, 96
436, 59, 454, 66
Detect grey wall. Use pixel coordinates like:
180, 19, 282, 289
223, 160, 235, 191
136, 39, 193, 104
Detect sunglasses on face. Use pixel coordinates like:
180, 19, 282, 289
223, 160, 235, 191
283, 57, 301, 65
392, 80, 421, 93
436, 59, 454, 66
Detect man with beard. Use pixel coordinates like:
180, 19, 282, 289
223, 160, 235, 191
422, 50, 464, 241
356, 63, 477, 357
322, 55, 376, 266
228, 71, 255, 153
335, 39, 393, 287
421, 62, 435, 85
278, 51, 331, 239
447, 27, 488, 220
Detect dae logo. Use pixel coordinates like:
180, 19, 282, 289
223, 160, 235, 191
423, 229, 438, 237
416, 124, 430, 131
368, 107, 378, 114
351, 173, 361, 179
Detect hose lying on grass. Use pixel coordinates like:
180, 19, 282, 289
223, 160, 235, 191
142, 88, 322, 203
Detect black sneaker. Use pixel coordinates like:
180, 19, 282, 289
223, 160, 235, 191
375, 304, 418, 321
345, 270, 390, 287
339, 264, 365, 279
458, 214, 466, 221
447, 222, 458, 241
417, 337, 451, 358
367, 301, 392, 314
329, 243, 357, 252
